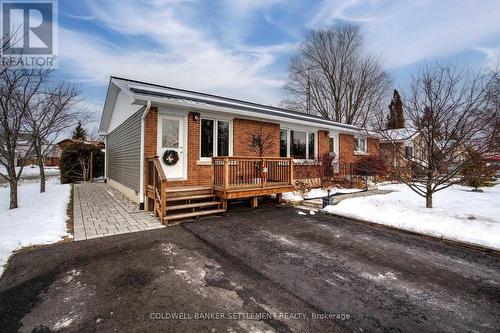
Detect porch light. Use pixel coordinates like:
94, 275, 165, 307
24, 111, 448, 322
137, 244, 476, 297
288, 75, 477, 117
191, 112, 200, 122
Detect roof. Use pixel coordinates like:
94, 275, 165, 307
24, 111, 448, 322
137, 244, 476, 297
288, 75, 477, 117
99, 76, 363, 135
380, 128, 419, 143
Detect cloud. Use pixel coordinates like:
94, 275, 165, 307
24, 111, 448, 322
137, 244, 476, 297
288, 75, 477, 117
309, 0, 500, 69
58, 0, 296, 104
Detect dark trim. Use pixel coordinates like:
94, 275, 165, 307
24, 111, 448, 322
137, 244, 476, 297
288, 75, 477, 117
110, 76, 360, 131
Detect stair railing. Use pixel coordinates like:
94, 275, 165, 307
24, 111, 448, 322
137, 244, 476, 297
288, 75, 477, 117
145, 156, 167, 220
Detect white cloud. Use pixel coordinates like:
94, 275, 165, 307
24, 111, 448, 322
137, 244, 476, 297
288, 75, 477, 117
59, 0, 296, 105
310, 0, 500, 68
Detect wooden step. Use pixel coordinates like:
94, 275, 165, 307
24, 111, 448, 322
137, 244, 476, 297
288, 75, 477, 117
166, 186, 212, 193
164, 209, 226, 221
166, 194, 215, 202
166, 201, 220, 211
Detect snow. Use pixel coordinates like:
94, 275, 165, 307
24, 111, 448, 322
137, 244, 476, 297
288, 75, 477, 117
323, 183, 500, 250
283, 187, 363, 202
0, 164, 60, 177
0, 177, 70, 276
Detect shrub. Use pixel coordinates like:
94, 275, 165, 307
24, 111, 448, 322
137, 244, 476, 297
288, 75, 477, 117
60, 142, 103, 184
354, 155, 388, 176
461, 152, 495, 190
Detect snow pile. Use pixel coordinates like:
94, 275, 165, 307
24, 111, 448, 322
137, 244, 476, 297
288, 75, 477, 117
0, 178, 70, 275
283, 187, 363, 202
324, 183, 500, 250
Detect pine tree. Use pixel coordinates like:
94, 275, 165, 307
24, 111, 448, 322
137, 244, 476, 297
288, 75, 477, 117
72, 121, 87, 141
386, 89, 405, 129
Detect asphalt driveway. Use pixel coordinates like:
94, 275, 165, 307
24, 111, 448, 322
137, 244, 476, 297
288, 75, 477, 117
1, 205, 499, 332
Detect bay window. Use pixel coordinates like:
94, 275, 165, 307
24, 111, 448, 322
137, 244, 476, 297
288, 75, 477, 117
200, 118, 230, 158
280, 128, 316, 159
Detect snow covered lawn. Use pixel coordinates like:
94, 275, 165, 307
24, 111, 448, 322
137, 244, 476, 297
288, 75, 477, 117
0, 178, 70, 276
324, 183, 500, 250
283, 187, 363, 202
0, 164, 60, 178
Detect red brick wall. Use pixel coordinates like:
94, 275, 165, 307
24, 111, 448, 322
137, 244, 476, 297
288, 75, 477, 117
233, 118, 280, 156
143, 110, 380, 187
338, 133, 379, 174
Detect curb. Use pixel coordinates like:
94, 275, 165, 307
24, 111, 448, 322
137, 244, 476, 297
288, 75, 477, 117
317, 211, 500, 256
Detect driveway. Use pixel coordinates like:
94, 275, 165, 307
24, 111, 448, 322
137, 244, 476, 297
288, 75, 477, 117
1, 205, 499, 332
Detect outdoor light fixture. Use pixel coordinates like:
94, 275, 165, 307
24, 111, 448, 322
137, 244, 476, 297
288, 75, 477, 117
191, 112, 200, 122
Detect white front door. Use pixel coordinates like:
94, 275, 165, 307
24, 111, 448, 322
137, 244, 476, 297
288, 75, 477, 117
157, 115, 185, 179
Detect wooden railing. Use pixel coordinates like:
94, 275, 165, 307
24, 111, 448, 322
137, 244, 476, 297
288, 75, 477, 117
212, 156, 293, 190
145, 156, 167, 220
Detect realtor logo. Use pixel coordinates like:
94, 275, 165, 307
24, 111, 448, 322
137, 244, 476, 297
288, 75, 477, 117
1, 0, 58, 68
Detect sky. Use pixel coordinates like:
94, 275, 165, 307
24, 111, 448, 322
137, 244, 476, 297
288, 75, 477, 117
54, 0, 500, 133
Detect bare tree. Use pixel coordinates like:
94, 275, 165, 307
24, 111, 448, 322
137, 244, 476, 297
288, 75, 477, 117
247, 123, 274, 157
376, 63, 499, 208
23, 83, 82, 192
284, 26, 392, 126
0, 68, 51, 208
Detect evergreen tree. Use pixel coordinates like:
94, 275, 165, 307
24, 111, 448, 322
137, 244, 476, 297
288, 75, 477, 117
72, 121, 87, 141
386, 89, 405, 129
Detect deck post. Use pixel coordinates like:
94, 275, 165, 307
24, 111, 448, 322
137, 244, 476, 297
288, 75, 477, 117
276, 193, 282, 203
251, 196, 258, 208
223, 157, 229, 190
289, 158, 294, 185
262, 158, 267, 188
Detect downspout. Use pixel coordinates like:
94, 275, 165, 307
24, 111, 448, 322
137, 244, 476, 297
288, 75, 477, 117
139, 100, 152, 210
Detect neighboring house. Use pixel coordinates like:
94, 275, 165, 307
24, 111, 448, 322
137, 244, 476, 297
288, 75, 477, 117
99, 77, 379, 223
379, 128, 423, 174
57, 138, 105, 150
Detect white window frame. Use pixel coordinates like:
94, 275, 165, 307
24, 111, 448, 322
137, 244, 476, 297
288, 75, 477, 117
280, 128, 317, 161
199, 117, 233, 161
354, 136, 368, 154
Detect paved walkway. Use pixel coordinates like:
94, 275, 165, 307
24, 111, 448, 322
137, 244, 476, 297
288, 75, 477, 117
73, 182, 164, 241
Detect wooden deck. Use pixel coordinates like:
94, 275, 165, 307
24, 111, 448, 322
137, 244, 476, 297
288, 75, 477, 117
145, 156, 294, 224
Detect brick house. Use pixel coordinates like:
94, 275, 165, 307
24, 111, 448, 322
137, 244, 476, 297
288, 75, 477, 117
99, 77, 379, 223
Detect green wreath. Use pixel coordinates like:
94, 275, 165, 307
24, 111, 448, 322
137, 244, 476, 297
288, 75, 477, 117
162, 150, 179, 166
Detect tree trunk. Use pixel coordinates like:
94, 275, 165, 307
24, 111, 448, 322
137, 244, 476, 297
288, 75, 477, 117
38, 159, 46, 193
425, 192, 432, 208
10, 179, 18, 209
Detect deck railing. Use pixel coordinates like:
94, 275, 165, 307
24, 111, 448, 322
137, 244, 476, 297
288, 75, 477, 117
212, 156, 293, 190
145, 156, 167, 220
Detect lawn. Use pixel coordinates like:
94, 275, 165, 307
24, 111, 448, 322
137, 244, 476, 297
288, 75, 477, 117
0, 178, 71, 276
324, 183, 500, 250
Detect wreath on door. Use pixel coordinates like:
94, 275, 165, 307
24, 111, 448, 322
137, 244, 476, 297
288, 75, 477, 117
162, 150, 179, 166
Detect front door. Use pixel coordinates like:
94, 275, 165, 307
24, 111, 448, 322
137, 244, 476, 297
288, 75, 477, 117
157, 115, 185, 179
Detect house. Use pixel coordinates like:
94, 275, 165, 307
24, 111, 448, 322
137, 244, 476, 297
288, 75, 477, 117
379, 128, 423, 175
99, 77, 379, 223
57, 138, 105, 150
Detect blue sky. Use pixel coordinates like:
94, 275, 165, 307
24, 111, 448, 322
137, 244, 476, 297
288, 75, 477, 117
55, 0, 500, 132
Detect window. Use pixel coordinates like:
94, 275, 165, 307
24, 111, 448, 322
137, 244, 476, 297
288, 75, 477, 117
291, 131, 306, 159
280, 129, 288, 157
201, 118, 230, 158
354, 137, 367, 152
280, 128, 316, 159
217, 121, 229, 156
308, 133, 315, 159
201, 119, 214, 157
405, 146, 413, 159
161, 119, 179, 148
329, 137, 336, 156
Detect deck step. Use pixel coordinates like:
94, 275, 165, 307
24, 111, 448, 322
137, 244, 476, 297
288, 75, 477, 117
166, 201, 220, 211
166, 186, 212, 193
166, 194, 215, 202
164, 209, 226, 221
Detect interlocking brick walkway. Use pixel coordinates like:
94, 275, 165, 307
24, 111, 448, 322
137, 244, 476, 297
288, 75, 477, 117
73, 182, 164, 241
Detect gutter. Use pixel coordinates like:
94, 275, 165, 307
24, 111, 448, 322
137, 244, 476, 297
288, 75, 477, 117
138, 100, 152, 210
